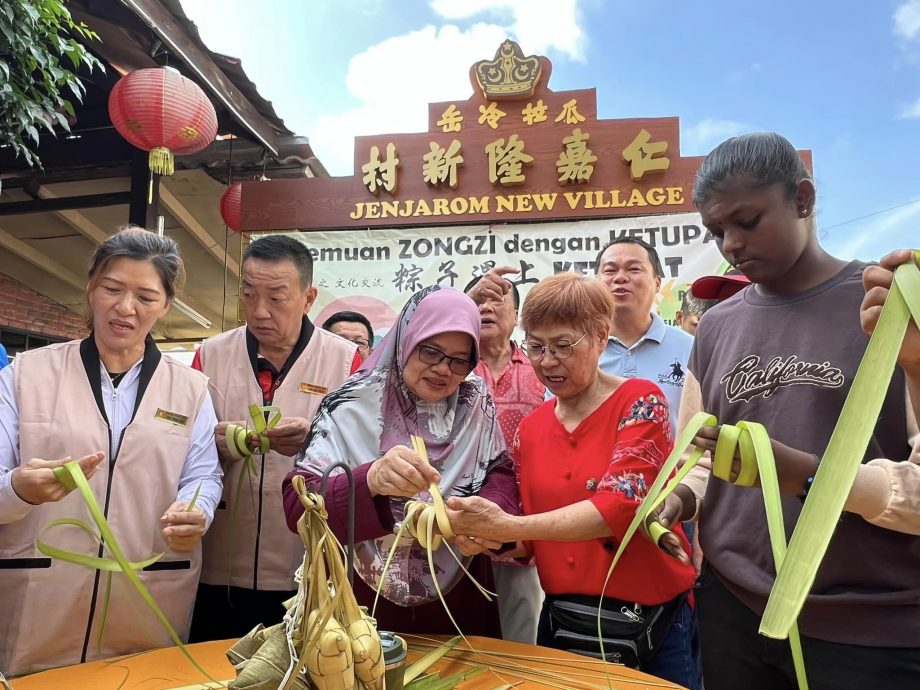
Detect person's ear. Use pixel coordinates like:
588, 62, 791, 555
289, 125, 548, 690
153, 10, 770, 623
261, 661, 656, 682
594, 324, 609, 348
795, 178, 816, 218
303, 286, 318, 313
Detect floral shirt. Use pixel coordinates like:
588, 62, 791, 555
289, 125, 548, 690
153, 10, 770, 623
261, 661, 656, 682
472, 344, 546, 447
515, 377, 695, 604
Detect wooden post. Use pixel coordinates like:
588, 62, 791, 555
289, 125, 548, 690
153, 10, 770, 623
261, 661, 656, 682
129, 149, 160, 230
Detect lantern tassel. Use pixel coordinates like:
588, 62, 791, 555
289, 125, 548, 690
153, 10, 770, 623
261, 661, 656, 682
149, 147, 175, 176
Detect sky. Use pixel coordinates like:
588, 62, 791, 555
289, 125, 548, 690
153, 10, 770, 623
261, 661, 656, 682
183, 0, 920, 261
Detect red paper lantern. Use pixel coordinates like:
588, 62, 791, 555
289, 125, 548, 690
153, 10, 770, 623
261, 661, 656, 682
108, 67, 218, 176
220, 183, 242, 232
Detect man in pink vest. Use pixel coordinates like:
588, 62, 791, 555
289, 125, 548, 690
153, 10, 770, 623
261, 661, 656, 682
189, 235, 359, 641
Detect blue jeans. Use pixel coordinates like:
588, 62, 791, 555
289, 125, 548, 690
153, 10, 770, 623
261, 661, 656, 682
644, 601, 703, 690
538, 597, 702, 690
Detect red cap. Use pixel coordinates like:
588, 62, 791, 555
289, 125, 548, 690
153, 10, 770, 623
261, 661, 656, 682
690, 271, 751, 301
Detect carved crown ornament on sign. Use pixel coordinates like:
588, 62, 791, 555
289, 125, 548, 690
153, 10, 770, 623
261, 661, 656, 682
238, 40, 811, 232
474, 39, 542, 100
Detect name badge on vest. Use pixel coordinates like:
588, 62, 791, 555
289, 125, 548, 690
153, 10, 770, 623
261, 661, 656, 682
154, 408, 190, 426
299, 382, 328, 396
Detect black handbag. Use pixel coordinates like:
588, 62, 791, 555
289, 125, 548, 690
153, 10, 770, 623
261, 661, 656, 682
548, 593, 684, 668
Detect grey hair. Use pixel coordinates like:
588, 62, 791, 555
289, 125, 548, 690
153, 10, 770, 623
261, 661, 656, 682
692, 132, 811, 205
88, 227, 183, 298
85, 228, 184, 330
680, 291, 717, 318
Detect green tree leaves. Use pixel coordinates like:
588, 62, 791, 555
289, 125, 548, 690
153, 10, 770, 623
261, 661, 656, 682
0, 0, 103, 168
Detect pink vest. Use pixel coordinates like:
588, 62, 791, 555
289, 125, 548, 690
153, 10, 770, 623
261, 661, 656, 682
0, 340, 209, 676
198, 326, 355, 590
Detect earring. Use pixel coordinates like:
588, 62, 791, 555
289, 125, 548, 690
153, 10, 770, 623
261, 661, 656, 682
800, 209, 809, 217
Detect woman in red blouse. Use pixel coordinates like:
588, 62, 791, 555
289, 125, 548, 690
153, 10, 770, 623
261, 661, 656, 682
447, 273, 700, 689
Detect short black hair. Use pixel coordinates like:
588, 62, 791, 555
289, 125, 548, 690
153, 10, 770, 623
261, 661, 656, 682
594, 237, 663, 278
322, 310, 373, 344
463, 275, 521, 310
243, 235, 313, 288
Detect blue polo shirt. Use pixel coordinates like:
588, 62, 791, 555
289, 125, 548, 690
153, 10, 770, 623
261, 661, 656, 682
599, 313, 693, 431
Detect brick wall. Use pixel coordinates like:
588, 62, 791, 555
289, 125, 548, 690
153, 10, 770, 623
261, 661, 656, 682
0, 273, 89, 340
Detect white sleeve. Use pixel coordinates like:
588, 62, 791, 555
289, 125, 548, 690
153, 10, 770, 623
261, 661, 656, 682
0, 362, 33, 523
174, 391, 223, 529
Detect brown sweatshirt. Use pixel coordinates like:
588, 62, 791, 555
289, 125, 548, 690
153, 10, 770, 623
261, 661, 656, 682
689, 261, 920, 647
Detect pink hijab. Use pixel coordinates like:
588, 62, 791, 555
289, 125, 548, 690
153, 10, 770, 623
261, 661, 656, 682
297, 286, 507, 605
360, 286, 481, 461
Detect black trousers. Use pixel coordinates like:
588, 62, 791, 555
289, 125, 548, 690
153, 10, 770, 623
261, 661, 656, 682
696, 564, 920, 690
189, 584, 296, 643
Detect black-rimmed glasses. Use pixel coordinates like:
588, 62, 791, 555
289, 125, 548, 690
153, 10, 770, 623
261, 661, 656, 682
344, 337, 371, 351
416, 344, 474, 376
521, 333, 588, 361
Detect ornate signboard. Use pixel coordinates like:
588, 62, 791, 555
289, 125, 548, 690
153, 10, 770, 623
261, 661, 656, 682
239, 40, 810, 232
237, 41, 810, 334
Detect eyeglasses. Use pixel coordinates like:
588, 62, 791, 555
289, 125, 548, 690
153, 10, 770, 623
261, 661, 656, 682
345, 337, 371, 351
521, 333, 588, 361
416, 344, 474, 376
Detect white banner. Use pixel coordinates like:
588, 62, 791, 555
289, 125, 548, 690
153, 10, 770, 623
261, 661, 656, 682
278, 213, 724, 343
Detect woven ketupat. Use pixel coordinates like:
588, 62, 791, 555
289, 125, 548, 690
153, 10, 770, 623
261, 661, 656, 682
227, 623, 308, 690
227, 476, 384, 690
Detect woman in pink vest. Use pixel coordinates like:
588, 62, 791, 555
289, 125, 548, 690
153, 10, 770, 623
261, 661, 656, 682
283, 285, 519, 636
0, 228, 222, 676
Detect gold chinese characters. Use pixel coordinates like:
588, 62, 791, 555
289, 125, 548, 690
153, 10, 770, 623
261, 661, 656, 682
622, 128, 670, 181
440, 97, 591, 130
521, 99, 548, 126
361, 143, 399, 195
556, 128, 596, 184
437, 104, 463, 133
486, 134, 533, 186
555, 98, 585, 125
422, 140, 464, 188
360, 115, 671, 194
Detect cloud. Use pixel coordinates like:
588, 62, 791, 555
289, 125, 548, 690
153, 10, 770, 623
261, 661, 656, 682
310, 0, 587, 176
680, 119, 753, 156
830, 198, 920, 260
898, 96, 920, 118
311, 23, 508, 175
430, 0, 585, 61
894, 0, 920, 40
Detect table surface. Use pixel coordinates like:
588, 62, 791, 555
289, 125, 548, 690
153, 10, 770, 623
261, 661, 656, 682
10, 636, 686, 690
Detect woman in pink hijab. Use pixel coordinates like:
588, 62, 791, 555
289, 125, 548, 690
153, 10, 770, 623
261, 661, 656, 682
283, 285, 518, 635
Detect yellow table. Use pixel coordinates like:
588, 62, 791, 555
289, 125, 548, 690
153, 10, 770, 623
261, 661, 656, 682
10, 637, 686, 689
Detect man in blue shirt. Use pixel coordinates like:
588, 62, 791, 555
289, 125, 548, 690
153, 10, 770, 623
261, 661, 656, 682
595, 238, 692, 432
